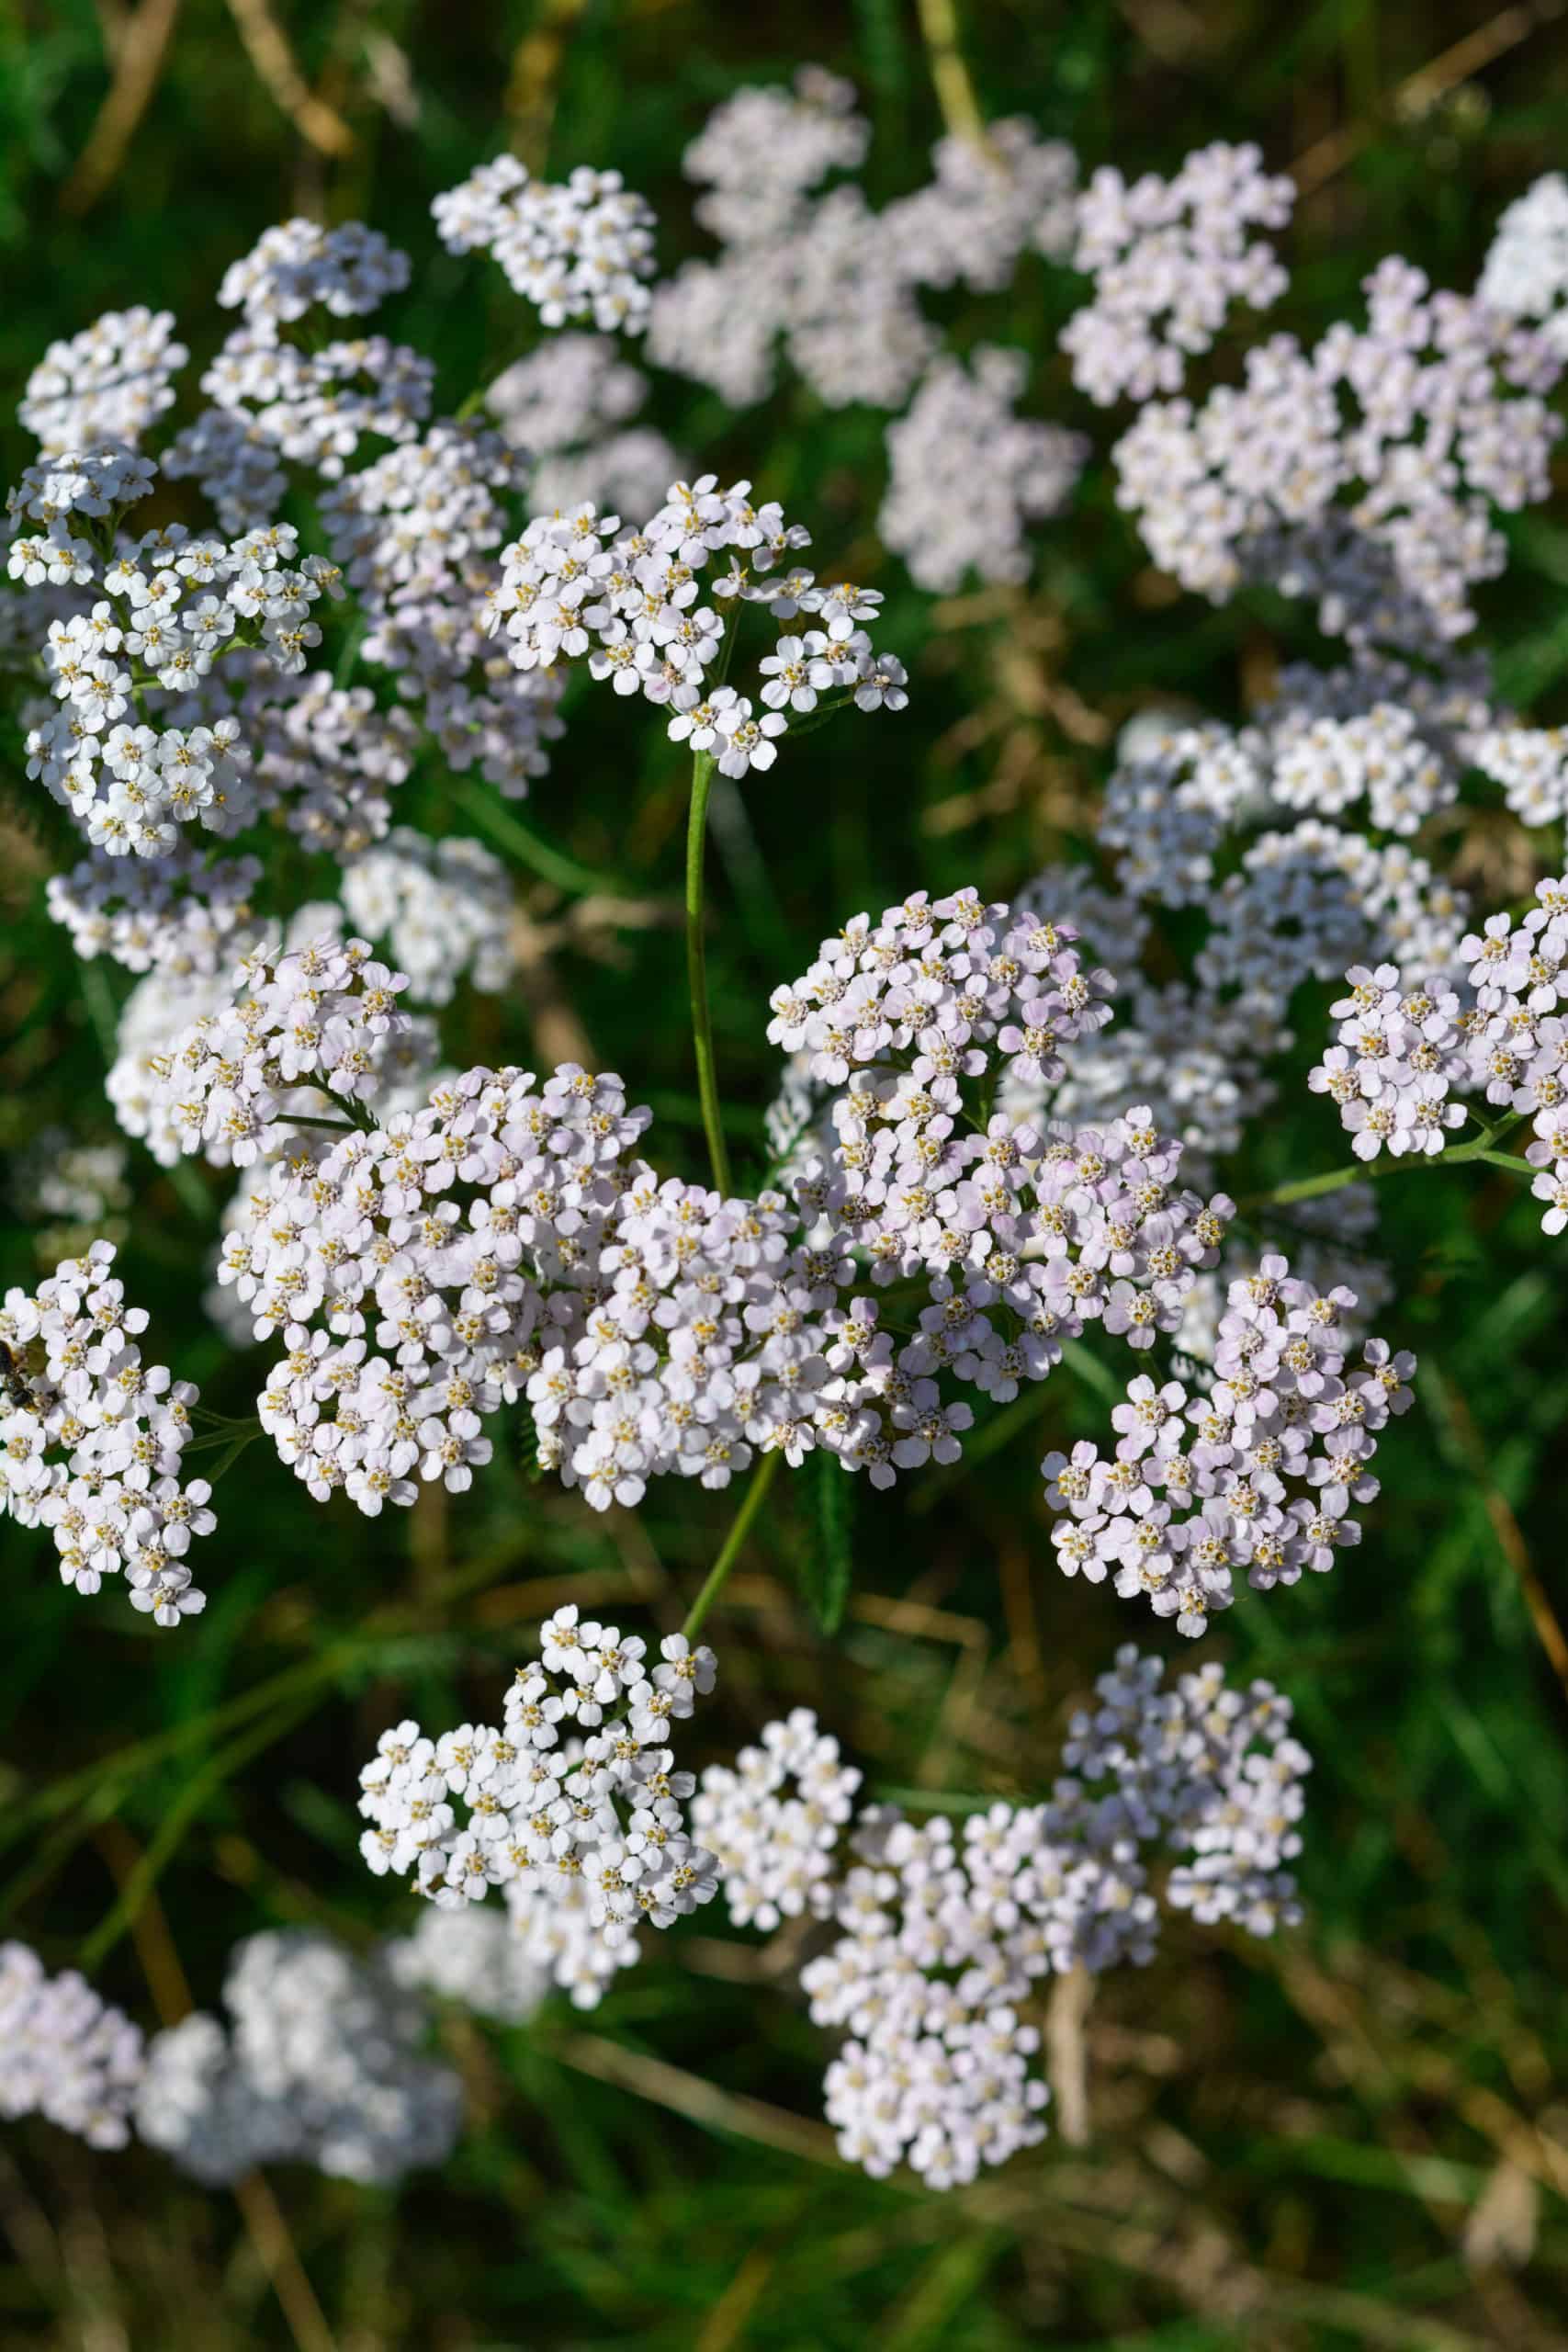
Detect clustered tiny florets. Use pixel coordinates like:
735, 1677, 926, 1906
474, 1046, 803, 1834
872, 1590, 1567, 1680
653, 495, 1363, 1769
1064, 141, 1293, 405
0, 1942, 145, 2149
135, 1929, 462, 2187
355, 1611, 720, 2007
485, 472, 907, 773
434, 159, 657, 334
1041, 1259, 1416, 1635
1115, 255, 1562, 654
143, 931, 411, 1168
1308, 880, 1568, 1236
12, 67, 1568, 2220
1, 1240, 213, 1625
692, 1652, 1309, 2186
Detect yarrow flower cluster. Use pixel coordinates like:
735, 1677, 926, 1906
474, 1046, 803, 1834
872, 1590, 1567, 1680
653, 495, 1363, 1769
485, 473, 907, 773
1471, 724, 1568, 828
341, 829, 517, 1006
231, 1007, 1137, 1519
312, 416, 564, 810
721, 1650, 1308, 2185
10, 1129, 131, 1250
434, 157, 658, 334
14, 456, 344, 863
691, 1709, 863, 1928
768, 891, 1237, 1470
46, 844, 263, 978
226, 1059, 637, 1512
8, 207, 567, 984
997, 695, 1482, 1203
0, 1942, 145, 2149
879, 347, 1087, 593
135, 1929, 462, 2187
1115, 256, 1562, 654
166, 222, 426, 529
15, 86, 1568, 2228
20, 306, 188, 453
216, 219, 412, 329
1479, 173, 1568, 355
1, 1240, 213, 1625
1309, 962, 1472, 1161
355, 1614, 720, 2002
143, 931, 411, 1168
1309, 880, 1568, 1234
1042, 1257, 1416, 1634
648, 70, 1076, 413
484, 332, 682, 522
1064, 141, 1293, 405
382, 1903, 555, 2025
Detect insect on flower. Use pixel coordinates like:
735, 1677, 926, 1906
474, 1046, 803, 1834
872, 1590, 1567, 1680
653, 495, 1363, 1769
0, 1343, 35, 1412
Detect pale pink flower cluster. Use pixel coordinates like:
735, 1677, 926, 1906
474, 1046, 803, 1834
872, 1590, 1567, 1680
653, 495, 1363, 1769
773, 1646, 1308, 2185
1308, 963, 1471, 1160
433, 158, 657, 334
1115, 255, 1562, 655
0, 1241, 212, 1626
356, 1614, 720, 1999
1042, 1257, 1416, 1634
1065, 141, 1292, 404
484, 474, 906, 775
145, 932, 411, 1169
769, 892, 1235, 1462
1308, 881, 1568, 1234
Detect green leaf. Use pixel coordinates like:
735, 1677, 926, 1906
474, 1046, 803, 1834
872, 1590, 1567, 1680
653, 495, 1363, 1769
802, 1445, 855, 1634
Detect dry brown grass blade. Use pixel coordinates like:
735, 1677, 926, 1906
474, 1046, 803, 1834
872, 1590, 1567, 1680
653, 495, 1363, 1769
1438, 1378, 1568, 1708
1463, 2157, 1540, 2271
101, 1826, 336, 2352
694, 2246, 781, 2352
60, 0, 184, 216
231, 2171, 336, 2352
94, 1820, 193, 2026
914, 0, 993, 153
554, 2031, 847, 2167
91, 0, 133, 63
1046, 1965, 1095, 2147
224, 0, 355, 159
1292, 1, 1566, 193
507, 0, 591, 173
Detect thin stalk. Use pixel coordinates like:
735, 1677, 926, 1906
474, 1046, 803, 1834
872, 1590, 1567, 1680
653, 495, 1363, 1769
232, 2170, 337, 2352
77, 1691, 321, 1971
685, 748, 732, 1196
454, 775, 628, 899
1245, 1129, 1539, 1211
870, 1784, 1001, 1814
682, 1451, 782, 1638
914, 0, 993, 154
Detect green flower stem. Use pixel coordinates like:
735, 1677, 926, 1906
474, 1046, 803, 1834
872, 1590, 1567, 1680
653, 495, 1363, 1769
181, 1418, 264, 1455
453, 776, 629, 899
278, 1112, 361, 1136
685, 747, 733, 1198
682, 1450, 782, 1639
1245, 1125, 1539, 1211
